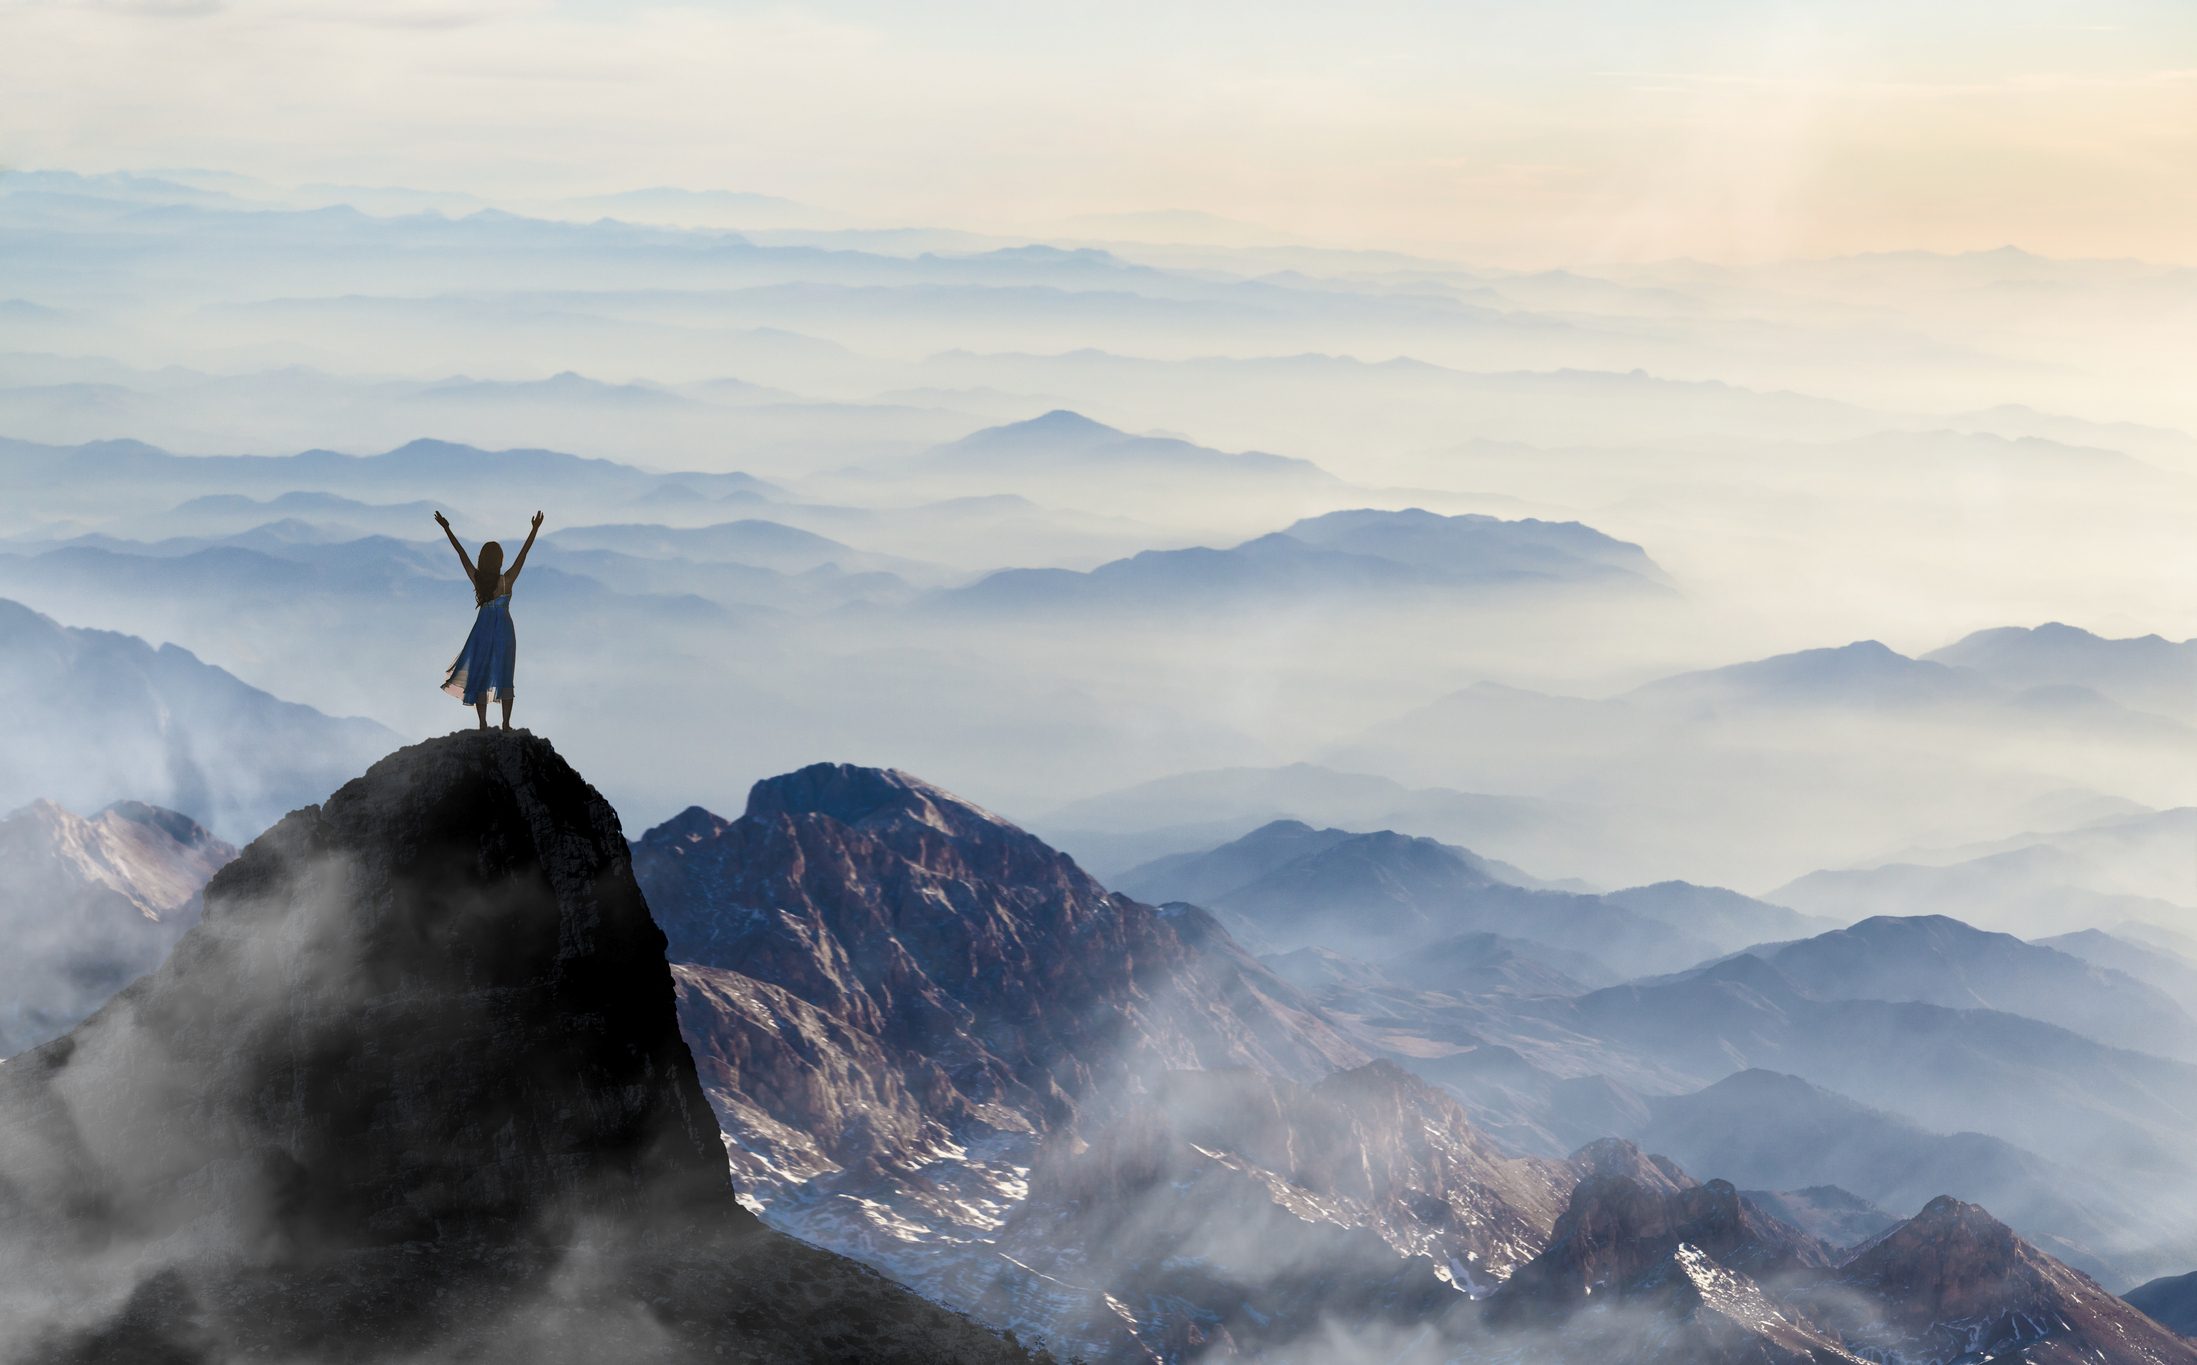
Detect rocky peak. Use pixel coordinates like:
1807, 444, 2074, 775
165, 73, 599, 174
0, 732, 1034, 1363
0, 731, 741, 1253
1800, 1195, 2197, 1364
1489, 1158, 1838, 1324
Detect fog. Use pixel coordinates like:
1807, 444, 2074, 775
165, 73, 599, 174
1, 167, 2188, 904
2, 160, 2194, 1360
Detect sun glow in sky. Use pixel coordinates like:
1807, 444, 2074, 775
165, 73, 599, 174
1, 0, 2191, 263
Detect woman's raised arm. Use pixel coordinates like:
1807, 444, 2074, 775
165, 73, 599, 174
507, 511, 545, 581
434, 511, 477, 580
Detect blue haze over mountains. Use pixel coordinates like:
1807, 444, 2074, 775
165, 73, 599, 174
1, 165, 2195, 1362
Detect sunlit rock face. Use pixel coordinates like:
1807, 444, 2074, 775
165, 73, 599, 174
640, 764, 1589, 1361
0, 797, 236, 1054
0, 732, 1036, 1365
637, 765, 1370, 1241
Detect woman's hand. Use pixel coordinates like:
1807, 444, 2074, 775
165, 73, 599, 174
531, 511, 544, 530
434, 511, 450, 530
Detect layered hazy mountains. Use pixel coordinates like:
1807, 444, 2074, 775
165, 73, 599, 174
10, 736, 2197, 1361
628, 763, 2197, 1359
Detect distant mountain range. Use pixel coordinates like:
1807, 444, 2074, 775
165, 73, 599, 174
1323, 629, 2193, 889
948, 503, 1671, 612
0, 597, 399, 840
1674, 914, 2197, 1061
1117, 819, 1828, 976
1773, 806, 2197, 938
1927, 620, 2197, 721
1035, 761, 1620, 886
1629, 1069, 2159, 1285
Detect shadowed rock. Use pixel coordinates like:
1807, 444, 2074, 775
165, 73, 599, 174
0, 731, 1036, 1364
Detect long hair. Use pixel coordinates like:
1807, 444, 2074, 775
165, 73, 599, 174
473, 541, 505, 606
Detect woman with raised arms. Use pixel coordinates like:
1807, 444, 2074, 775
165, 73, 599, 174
434, 509, 543, 732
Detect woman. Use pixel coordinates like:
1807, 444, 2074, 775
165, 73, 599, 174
435, 510, 543, 731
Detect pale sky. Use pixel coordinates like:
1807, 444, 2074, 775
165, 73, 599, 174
1, 0, 2191, 264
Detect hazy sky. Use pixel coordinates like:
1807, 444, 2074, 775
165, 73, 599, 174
2, 0, 2191, 263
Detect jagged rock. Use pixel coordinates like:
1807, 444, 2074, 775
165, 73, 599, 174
0, 732, 1035, 1364
636, 766, 1367, 1239
1488, 1162, 1835, 1326
640, 764, 1585, 1362
1798, 1195, 2197, 1364
0, 797, 236, 1053
1571, 1137, 1703, 1196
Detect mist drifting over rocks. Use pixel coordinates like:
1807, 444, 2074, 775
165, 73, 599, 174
0, 733, 1036, 1364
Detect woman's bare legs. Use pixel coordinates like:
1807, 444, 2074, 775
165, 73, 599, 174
474, 700, 489, 731
499, 697, 513, 731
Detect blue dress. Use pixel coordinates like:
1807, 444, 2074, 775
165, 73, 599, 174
442, 593, 516, 704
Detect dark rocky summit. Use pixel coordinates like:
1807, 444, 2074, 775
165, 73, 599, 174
0, 731, 1035, 1364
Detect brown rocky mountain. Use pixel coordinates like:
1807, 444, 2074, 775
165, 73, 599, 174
1487, 1166, 1837, 1325
0, 732, 1037, 1364
1482, 1156, 2197, 1365
0, 796, 237, 1053
1803, 1195, 2197, 1364
636, 766, 1591, 1361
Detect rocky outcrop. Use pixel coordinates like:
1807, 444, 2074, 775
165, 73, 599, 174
0, 732, 1036, 1364
637, 767, 1368, 1236
1801, 1196, 2197, 1364
641, 765, 1584, 1362
1484, 1153, 2197, 1365
1488, 1152, 1836, 1326
0, 797, 236, 1053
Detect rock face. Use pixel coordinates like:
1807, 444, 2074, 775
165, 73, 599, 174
1489, 1151, 1836, 1324
638, 765, 1584, 1362
0, 797, 236, 1053
636, 767, 1367, 1225
0, 732, 1035, 1365
1806, 1196, 2197, 1365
